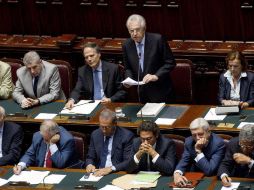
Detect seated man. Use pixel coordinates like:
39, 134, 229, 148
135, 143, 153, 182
218, 124, 254, 187
13, 120, 79, 174
0, 106, 23, 165
174, 118, 225, 187
65, 42, 126, 109
12, 51, 66, 108
128, 121, 176, 175
0, 61, 13, 99
86, 108, 134, 176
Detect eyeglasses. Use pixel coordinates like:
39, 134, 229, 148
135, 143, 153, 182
100, 125, 112, 130
141, 137, 153, 142
128, 28, 144, 35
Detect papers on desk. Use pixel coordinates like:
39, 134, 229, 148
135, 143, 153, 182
80, 173, 103, 182
221, 182, 240, 190
237, 122, 254, 129
34, 113, 57, 119
134, 171, 161, 183
137, 103, 165, 117
8, 170, 50, 185
99, 185, 124, 190
155, 118, 176, 125
0, 178, 9, 186
204, 108, 226, 120
44, 174, 66, 184
60, 100, 100, 115
121, 77, 144, 86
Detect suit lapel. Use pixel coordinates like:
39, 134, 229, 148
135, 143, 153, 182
129, 41, 140, 74
36, 63, 46, 97
38, 141, 47, 167
143, 33, 151, 74
102, 62, 109, 93
240, 77, 248, 101
111, 128, 120, 157
2, 123, 9, 154
96, 131, 104, 159
225, 80, 231, 99
85, 66, 93, 98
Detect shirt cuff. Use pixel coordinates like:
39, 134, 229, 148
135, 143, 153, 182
194, 152, 204, 162
134, 154, 140, 164
248, 159, 254, 169
18, 162, 27, 170
49, 144, 58, 155
152, 154, 159, 163
220, 173, 228, 180
174, 170, 183, 176
111, 166, 116, 171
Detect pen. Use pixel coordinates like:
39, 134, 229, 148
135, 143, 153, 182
225, 176, 229, 183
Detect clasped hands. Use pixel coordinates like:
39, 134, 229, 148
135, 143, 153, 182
21, 98, 39, 108
86, 164, 112, 177
136, 142, 157, 160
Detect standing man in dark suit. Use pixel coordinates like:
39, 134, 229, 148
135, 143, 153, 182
65, 42, 126, 109
0, 106, 23, 166
122, 14, 176, 103
85, 108, 134, 176
13, 120, 79, 174
128, 121, 176, 175
218, 124, 254, 187
174, 118, 225, 187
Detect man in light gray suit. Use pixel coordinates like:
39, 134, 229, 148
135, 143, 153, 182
13, 51, 65, 108
0, 61, 13, 99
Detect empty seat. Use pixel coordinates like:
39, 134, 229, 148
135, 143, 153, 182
69, 131, 87, 161
164, 134, 185, 161
217, 133, 233, 144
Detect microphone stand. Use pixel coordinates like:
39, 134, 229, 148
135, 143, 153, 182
137, 48, 144, 123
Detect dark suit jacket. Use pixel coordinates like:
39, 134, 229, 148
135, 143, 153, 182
86, 127, 134, 171
217, 137, 254, 178
0, 122, 23, 166
127, 135, 176, 175
122, 32, 176, 103
218, 71, 254, 106
70, 61, 126, 102
20, 126, 79, 168
175, 133, 225, 176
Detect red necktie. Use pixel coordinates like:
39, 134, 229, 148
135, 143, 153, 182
45, 150, 52, 168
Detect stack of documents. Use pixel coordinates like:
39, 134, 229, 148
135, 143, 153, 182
134, 171, 161, 183
204, 108, 226, 121
60, 100, 100, 115
137, 103, 165, 117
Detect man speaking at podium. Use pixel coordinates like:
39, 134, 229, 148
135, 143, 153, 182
122, 14, 175, 103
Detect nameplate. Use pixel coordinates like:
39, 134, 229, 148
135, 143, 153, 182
69, 115, 90, 120
8, 181, 30, 186
7, 112, 27, 117
117, 117, 131, 122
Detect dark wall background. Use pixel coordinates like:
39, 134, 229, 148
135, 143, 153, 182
1, 0, 254, 40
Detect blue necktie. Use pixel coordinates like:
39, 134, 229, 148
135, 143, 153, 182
137, 43, 143, 71
99, 136, 110, 168
33, 76, 39, 97
93, 69, 102, 100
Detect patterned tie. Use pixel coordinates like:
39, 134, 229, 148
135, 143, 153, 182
99, 136, 110, 168
137, 43, 143, 71
93, 69, 102, 100
45, 150, 52, 168
33, 76, 39, 97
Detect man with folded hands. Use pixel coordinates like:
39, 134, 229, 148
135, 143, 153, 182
173, 118, 225, 187
218, 124, 254, 187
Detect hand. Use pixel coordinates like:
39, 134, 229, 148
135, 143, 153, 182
93, 167, 112, 177
239, 101, 249, 109
143, 143, 158, 158
27, 98, 39, 106
174, 172, 189, 187
13, 165, 22, 175
21, 98, 33, 108
86, 164, 96, 173
101, 97, 111, 104
221, 100, 240, 106
142, 74, 158, 84
136, 143, 148, 160
50, 134, 60, 144
233, 153, 251, 165
221, 175, 232, 187
194, 137, 208, 153
65, 99, 75, 110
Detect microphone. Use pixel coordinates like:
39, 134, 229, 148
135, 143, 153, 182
137, 43, 144, 122
42, 173, 50, 187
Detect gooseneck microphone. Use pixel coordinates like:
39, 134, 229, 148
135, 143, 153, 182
137, 43, 144, 122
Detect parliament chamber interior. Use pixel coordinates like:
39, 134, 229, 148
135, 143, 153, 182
1, 0, 254, 189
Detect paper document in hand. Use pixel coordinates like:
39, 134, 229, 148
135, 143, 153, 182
204, 108, 226, 120
43, 174, 66, 184
80, 173, 103, 182
137, 103, 165, 117
134, 172, 161, 183
60, 100, 100, 114
122, 77, 144, 86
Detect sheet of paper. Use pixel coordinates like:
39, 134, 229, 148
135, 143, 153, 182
34, 113, 57, 119
121, 77, 144, 86
134, 172, 161, 183
221, 182, 240, 190
8, 170, 50, 185
43, 174, 66, 184
0, 178, 9, 186
99, 185, 124, 190
60, 100, 100, 114
204, 108, 226, 121
237, 122, 254, 129
80, 173, 103, 182
155, 118, 176, 125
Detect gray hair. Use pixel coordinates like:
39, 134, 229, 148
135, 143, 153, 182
239, 124, 254, 142
40, 120, 60, 136
0, 106, 5, 117
190, 117, 210, 131
99, 108, 117, 124
83, 42, 101, 54
23, 51, 41, 65
126, 14, 146, 29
